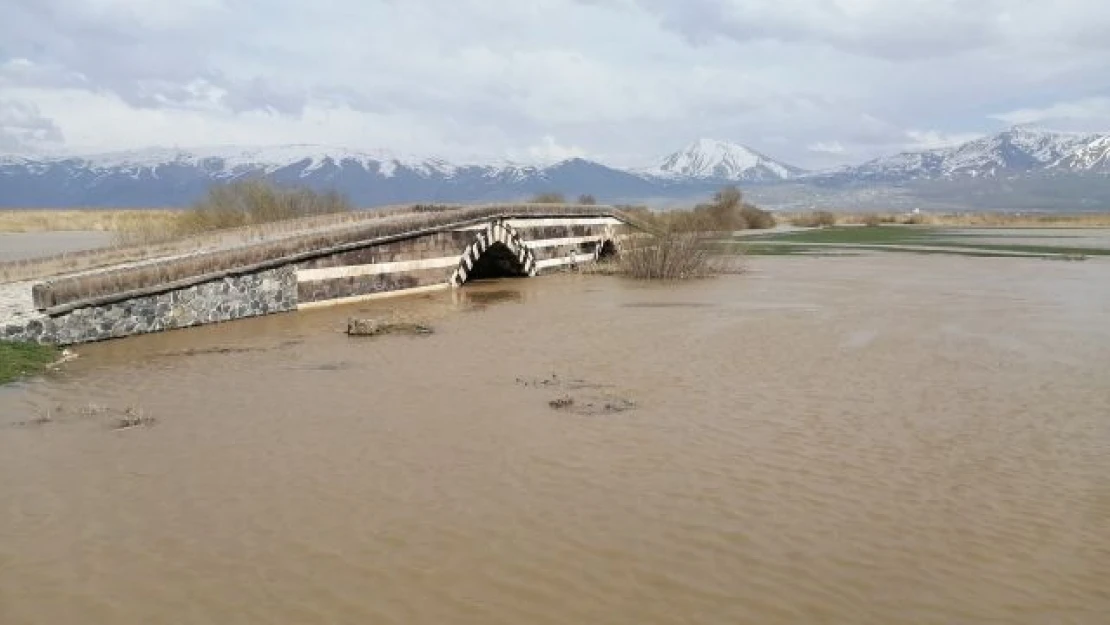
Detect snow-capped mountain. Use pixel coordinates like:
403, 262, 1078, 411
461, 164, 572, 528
817, 127, 1110, 183
0, 146, 669, 207
1, 128, 1107, 209
1050, 135, 1110, 173
652, 138, 803, 182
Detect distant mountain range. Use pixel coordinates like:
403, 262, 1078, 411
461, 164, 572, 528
1, 127, 1108, 209
813, 126, 1110, 183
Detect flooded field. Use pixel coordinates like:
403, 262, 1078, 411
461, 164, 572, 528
2, 255, 1109, 624
938, 227, 1110, 249
0, 231, 115, 262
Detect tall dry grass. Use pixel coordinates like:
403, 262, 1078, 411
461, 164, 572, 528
530, 192, 567, 204
0, 209, 176, 233
115, 181, 352, 245
788, 211, 838, 227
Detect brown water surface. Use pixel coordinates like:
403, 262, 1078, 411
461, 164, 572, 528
2, 255, 1109, 624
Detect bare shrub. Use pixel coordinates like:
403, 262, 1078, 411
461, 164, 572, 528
0, 209, 176, 234
739, 204, 776, 229
530, 192, 566, 204
616, 232, 720, 280
665, 185, 775, 232
577, 194, 598, 205
861, 213, 883, 227
790, 211, 838, 227
111, 181, 352, 245
700, 185, 746, 230
176, 180, 351, 236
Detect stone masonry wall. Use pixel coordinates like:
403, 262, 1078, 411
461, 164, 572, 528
1, 266, 297, 346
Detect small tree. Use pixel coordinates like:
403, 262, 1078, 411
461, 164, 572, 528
709, 185, 744, 230
577, 194, 598, 205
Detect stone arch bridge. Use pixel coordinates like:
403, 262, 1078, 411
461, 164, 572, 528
7, 204, 645, 345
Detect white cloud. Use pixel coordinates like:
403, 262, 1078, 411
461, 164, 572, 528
0, 99, 64, 152
807, 141, 845, 154
514, 136, 587, 164
2, 0, 1109, 167
991, 97, 1110, 128
904, 130, 985, 150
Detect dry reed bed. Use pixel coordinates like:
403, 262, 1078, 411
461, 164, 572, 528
32, 204, 639, 312
0, 209, 176, 233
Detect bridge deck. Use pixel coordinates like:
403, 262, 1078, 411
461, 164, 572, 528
2, 203, 648, 345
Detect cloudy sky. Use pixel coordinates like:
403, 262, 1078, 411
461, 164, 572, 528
2, 0, 1109, 168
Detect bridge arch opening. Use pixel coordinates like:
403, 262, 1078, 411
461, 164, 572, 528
468, 242, 528, 281
450, 221, 537, 286
596, 239, 618, 260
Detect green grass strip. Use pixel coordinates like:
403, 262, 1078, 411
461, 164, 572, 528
0, 341, 59, 385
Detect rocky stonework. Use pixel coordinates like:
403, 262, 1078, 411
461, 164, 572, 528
2, 315, 52, 344
1, 267, 297, 346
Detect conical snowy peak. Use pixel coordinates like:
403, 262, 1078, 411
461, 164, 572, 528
654, 138, 802, 182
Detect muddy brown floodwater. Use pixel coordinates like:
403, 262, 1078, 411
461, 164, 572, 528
2, 254, 1109, 625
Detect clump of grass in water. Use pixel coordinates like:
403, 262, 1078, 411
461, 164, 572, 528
114, 407, 156, 430
0, 341, 60, 385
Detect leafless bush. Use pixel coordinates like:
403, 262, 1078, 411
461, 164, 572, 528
739, 204, 776, 229
616, 232, 720, 280
113, 181, 352, 245
861, 213, 883, 227
177, 180, 352, 235
790, 211, 838, 227
577, 194, 598, 205
530, 192, 567, 204
667, 185, 775, 232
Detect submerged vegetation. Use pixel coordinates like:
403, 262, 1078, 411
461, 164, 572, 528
0, 341, 59, 385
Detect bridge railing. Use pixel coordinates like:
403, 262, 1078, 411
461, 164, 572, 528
32, 203, 645, 315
